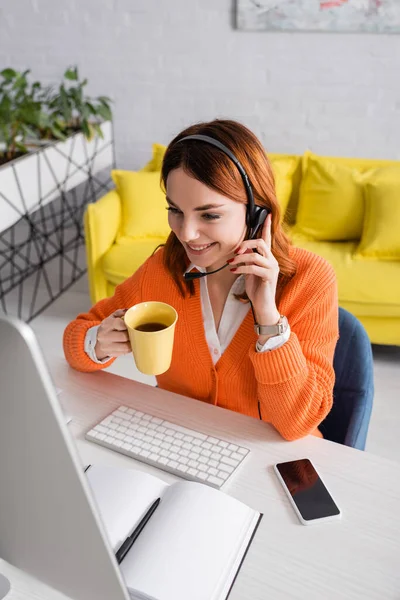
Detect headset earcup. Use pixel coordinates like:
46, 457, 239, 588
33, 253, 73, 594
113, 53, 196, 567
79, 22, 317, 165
250, 207, 269, 239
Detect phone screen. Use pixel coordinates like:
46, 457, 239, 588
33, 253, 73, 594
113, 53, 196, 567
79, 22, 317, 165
276, 459, 340, 521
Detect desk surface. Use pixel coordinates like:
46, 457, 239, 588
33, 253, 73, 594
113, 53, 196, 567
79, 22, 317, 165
2, 359, 400, 600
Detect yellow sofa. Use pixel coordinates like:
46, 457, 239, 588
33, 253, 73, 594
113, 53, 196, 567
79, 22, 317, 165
84, 149, 400, 346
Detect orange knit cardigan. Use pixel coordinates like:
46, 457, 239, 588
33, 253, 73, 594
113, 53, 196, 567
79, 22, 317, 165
63, 246, 339, 441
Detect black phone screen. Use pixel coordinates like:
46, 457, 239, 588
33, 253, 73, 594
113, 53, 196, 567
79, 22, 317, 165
276, 459, 340, 521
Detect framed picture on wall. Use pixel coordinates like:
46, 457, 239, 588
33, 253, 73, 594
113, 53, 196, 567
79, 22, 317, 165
236, 0, 400, 33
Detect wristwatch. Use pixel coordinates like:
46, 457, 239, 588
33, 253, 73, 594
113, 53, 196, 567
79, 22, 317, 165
254, 315, 289, 337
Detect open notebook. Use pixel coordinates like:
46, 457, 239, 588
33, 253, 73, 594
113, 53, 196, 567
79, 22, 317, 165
87, 465, 262, 600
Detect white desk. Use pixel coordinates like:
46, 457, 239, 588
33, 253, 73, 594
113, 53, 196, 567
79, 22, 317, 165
2, 359, 400, 600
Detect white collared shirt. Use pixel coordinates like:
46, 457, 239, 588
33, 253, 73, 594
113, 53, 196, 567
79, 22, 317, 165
84, 264, 290, 364
185, 263, 290, 365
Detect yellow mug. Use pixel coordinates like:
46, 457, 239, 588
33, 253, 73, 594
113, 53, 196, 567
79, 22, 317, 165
124, 302, 178, 375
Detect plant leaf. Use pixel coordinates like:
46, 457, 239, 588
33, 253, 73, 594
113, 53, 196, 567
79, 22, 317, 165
96, 103, 112, 121
93, 122, 103, 139
81, 119, 91, 139
64, 66, 78, 81
1, 68, 17, 80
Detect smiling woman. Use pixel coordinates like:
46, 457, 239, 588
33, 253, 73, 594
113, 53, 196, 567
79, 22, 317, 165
63, 119, 339, 442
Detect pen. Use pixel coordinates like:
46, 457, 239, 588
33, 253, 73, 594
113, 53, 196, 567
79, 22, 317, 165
116, 497, 161, 564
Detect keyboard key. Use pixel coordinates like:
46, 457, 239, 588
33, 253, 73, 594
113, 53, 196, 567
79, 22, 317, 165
207, 475, 224, 487
231, 452, 243, 461
207, 437, 219, 444
219, 463, 235, 474
85, 405, 250, 490
166, 422, 207, 440
221, 456, 237, 467
240, 447, 250, 457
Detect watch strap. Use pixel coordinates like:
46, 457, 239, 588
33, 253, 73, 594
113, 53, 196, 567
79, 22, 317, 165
254, 315, 288, 336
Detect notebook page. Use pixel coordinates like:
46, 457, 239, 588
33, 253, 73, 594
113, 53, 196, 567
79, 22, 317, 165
86, 466, 169, 552
120, 481, 259, 600
214, 511, 262, 600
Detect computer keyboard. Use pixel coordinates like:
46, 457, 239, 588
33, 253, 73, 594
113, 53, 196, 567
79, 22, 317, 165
86, 405, 250, 489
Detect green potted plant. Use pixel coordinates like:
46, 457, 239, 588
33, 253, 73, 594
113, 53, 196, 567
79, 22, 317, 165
0, 66, 114, 234
38, 66, 112, 142
0, 68, 44, 164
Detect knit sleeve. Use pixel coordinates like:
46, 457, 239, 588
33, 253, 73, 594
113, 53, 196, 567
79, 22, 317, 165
248, 278, 339, 441
63, 260, 149, 373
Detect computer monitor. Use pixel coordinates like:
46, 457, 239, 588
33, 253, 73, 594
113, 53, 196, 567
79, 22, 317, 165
0, 316, 129, 600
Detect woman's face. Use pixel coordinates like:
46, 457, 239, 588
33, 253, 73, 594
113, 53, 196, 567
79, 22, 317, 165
166, 167, 247, 271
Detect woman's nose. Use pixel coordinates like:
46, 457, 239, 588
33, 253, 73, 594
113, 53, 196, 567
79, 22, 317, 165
179, 218, 200, 242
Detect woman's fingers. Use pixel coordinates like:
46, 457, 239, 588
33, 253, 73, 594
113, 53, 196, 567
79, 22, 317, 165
235, 237, 270, 257
230, 252, 270, 268
230, 264, 270, 279
112, 317, 129, 332
262, 212, 272, 251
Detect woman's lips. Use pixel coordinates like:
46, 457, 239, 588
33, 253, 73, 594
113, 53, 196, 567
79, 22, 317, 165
186, 242, 216, 256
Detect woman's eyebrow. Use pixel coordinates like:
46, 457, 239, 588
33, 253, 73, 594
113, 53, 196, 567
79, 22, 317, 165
166, 196, 225, 211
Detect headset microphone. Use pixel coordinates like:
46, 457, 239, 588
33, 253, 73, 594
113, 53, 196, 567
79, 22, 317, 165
178, 134, 269, 282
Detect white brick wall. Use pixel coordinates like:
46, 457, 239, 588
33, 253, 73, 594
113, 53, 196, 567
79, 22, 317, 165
1, 0, 400, 169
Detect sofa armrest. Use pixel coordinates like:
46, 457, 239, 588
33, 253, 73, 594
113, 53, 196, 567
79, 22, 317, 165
84, 189, 121, 303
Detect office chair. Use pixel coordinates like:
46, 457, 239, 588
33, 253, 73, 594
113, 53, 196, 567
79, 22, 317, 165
319, 307, 374, 451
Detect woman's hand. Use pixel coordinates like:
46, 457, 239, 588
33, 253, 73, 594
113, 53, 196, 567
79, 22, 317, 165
94, 309, 131, 360
229, 213, 280, 326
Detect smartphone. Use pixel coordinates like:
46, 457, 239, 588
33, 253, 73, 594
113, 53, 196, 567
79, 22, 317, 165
274, 458, 341, 525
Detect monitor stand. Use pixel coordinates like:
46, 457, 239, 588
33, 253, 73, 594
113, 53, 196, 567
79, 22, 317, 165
0, 574, 10, 599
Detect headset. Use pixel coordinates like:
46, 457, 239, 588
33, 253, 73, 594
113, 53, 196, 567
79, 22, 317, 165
175, 134, 269, 281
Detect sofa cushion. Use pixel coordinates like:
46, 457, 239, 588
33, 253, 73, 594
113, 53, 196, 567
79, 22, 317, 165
141, 143, 166, 172
355, 167, 400, 261
288, 229, 400, 315
268, 154, 299, 217
294, 152, 368, 242
101, 238, 166, 286
111, 170, 169, 241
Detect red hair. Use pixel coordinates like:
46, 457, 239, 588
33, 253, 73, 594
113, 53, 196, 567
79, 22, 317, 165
160, 119, 297, 299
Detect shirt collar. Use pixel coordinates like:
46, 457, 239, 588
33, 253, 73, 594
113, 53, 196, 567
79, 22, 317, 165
184, 262, 207, 275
